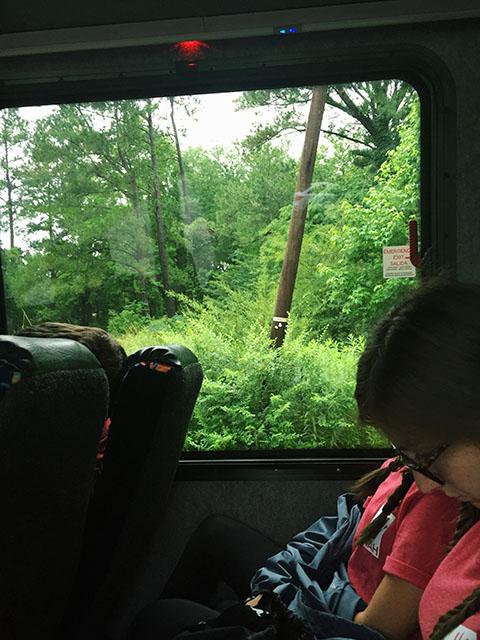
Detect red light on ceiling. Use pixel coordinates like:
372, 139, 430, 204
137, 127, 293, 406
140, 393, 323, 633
172, 40, 210, 61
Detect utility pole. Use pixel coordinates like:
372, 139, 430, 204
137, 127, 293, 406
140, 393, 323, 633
270, 86, 327, 347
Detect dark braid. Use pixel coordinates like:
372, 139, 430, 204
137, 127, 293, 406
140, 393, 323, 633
429, 503, 480, 640
446, 502, 480, 553
429, 587, 480, 640
350, 457, 402, 502
356, 468, 414, 546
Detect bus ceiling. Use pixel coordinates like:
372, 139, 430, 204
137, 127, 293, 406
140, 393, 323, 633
0, 0, 480, 57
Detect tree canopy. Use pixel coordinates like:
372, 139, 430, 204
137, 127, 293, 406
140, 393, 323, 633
0, 82, 420, 449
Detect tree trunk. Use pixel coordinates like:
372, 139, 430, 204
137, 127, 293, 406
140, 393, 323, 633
146, 104, 176, 317
169, 97, 193, 225
128, 175, 153, 312
3, 135, 15, 249
270, 86, 327, 347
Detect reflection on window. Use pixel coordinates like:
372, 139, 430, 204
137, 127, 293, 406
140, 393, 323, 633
0, 81, 419, 450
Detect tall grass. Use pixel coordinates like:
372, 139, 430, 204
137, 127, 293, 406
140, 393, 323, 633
114, 291, 385, 451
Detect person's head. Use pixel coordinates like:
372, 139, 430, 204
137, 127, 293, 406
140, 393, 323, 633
356, 280, 480, 507
15, 322, 126, 394
356, 281, 480, 640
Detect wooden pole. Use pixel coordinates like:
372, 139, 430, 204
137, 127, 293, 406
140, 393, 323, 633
270, 86, 327, 347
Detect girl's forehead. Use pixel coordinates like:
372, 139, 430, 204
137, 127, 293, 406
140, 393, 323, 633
400, 445, 444, 462
380, 411, 456, 447
386, 428, 445, 455
395, 438, 480, 462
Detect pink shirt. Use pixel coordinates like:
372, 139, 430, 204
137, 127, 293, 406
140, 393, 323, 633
348, 460, 460, 604
420, 520, 480, 640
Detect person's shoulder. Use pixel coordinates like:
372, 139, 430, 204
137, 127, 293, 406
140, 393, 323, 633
401, 484, 460, 520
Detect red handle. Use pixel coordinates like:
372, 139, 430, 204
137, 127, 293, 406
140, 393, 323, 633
408, 219, 422, 268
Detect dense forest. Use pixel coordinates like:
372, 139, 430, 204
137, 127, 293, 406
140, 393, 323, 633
0, 81, 419, 450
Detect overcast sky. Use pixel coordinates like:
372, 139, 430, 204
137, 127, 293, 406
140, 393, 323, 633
18, 90, 321, 159
5, 90, 336, 247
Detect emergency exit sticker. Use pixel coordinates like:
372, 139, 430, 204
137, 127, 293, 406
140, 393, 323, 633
383, 246, 416, 279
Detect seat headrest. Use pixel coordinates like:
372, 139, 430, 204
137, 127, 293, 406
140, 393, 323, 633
0, 335, 101, 377
126, 344, 198, 371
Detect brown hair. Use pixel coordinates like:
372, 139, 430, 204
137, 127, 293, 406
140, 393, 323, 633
445, 502, 480, 553
355, 281, 480, 446
354, 281, 480, 638
351, 457, 402, 502
351, 458, 415, 546
430, 587, 480, 640
15, 322, 126, 392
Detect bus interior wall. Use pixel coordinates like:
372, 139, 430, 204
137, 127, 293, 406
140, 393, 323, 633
1, 8, 479, 639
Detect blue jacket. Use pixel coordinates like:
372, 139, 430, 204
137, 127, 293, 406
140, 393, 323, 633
250, 494, 383, 640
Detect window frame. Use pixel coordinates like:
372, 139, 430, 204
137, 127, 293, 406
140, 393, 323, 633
176, 448, 392, 480
0, 32, 456, 466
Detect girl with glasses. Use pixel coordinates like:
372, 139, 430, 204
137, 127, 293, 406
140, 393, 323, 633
356, 280, 480, 640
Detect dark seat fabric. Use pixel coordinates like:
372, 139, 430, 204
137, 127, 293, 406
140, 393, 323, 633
67, 344, 203, 639
0, 336, 108, 640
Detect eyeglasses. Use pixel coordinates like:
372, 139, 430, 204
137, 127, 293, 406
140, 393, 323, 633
391, 443, 449, 485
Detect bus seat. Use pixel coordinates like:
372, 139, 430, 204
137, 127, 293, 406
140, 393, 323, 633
0, 335, 108, 640
68, 344, 203, 638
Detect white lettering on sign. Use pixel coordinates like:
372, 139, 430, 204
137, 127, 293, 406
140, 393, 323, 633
444, 625, 477, 640
383, 245, 416, 279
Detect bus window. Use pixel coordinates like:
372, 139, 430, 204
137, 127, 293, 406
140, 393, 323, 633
0, 80, 419, 452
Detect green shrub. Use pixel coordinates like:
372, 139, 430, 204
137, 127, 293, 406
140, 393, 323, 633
119, 291, 385, 451
108, 301, 152, 336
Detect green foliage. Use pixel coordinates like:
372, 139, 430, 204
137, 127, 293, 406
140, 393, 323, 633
289, 99, 420, 339
0, 109, 29, 248
118, 290, 385, 450
237, 81, 416, 169
184, 144, 296, 267
1, 82, 419, 451
5, 100, 192, 328
108, 301, 152, 335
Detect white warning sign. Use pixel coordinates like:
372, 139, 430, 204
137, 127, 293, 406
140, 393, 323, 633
383, 246, 416, 279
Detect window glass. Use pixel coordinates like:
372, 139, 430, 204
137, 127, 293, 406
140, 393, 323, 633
0, 81, 419, 450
